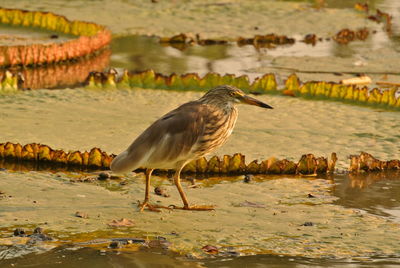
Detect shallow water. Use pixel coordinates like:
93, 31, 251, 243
334, 171, 400, 223
1, 246, 400, 268
0, 170, 399, 266
1, 0, 400, 266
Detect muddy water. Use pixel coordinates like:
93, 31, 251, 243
334, 171, 400, 223
1, 247, 399, 268
1, 0, 400, 266
0, 171, 399, 266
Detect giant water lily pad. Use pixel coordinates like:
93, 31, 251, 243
0, 24, 73, 46
0, 8, 111, 67
0, 88, 398, 169
1, 0, 378, 38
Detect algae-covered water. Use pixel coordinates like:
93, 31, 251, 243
1, 0, 400, 267
0, 171, 399, 267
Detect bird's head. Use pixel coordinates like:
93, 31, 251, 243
200, 85, 273, 109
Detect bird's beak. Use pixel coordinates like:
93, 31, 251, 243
239, 95, 273, 109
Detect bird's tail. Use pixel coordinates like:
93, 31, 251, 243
110, 151, 137, 173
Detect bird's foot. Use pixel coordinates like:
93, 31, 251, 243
137, 200, 170, 212
170, 204, 216, 211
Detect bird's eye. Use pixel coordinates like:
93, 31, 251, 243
229, 91, 236, 97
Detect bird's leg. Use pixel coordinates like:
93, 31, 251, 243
172, 166, 215, 211
138, 169, 163, 212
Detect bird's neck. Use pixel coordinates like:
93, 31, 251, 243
198, 97, 235, 113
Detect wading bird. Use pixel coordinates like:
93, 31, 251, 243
110, 85, 273, 211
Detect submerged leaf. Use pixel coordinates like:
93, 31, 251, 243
108, 218, 135, 227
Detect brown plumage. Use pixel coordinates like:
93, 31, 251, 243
111, 85, 273, 211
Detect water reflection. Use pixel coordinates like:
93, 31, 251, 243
0, 247, 195, 268
109, 0, 400, 81
110, 35, 236, 77
1, 49, 111, 90
1, 246, 399, 268
333, 172, 400, 222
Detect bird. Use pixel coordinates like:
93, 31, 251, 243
110, 85, 273, 212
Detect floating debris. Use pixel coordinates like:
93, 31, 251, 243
108, 241, 123, 249
159, 33, 195, 50
154, 186, 170, 197
237, 34, 295, 48
333, 28, 369, 44
13, 228, 26, 237
160, 33, 295, 49
243, 174, 253, 183
354, 3, 369, 13
0, 190, 5, 199
197, 38, 228, 46
367, 9, 392, 33
97, 172, 111, 180
75, 211, 89, 219
30, 227, 53, 241
11, 227, 52, 241
302, 34, 318, 45
354, 4, 392, 33
145, 236, 170, 250
202, 245, 219, 254
107, 218, 135, 227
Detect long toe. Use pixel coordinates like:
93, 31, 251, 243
138, 201, 161, 212
138, 201, 174, 212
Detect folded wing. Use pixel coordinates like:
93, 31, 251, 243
110, 102, 209, 173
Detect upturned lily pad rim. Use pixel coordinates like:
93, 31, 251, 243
0, 7, 111, 67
